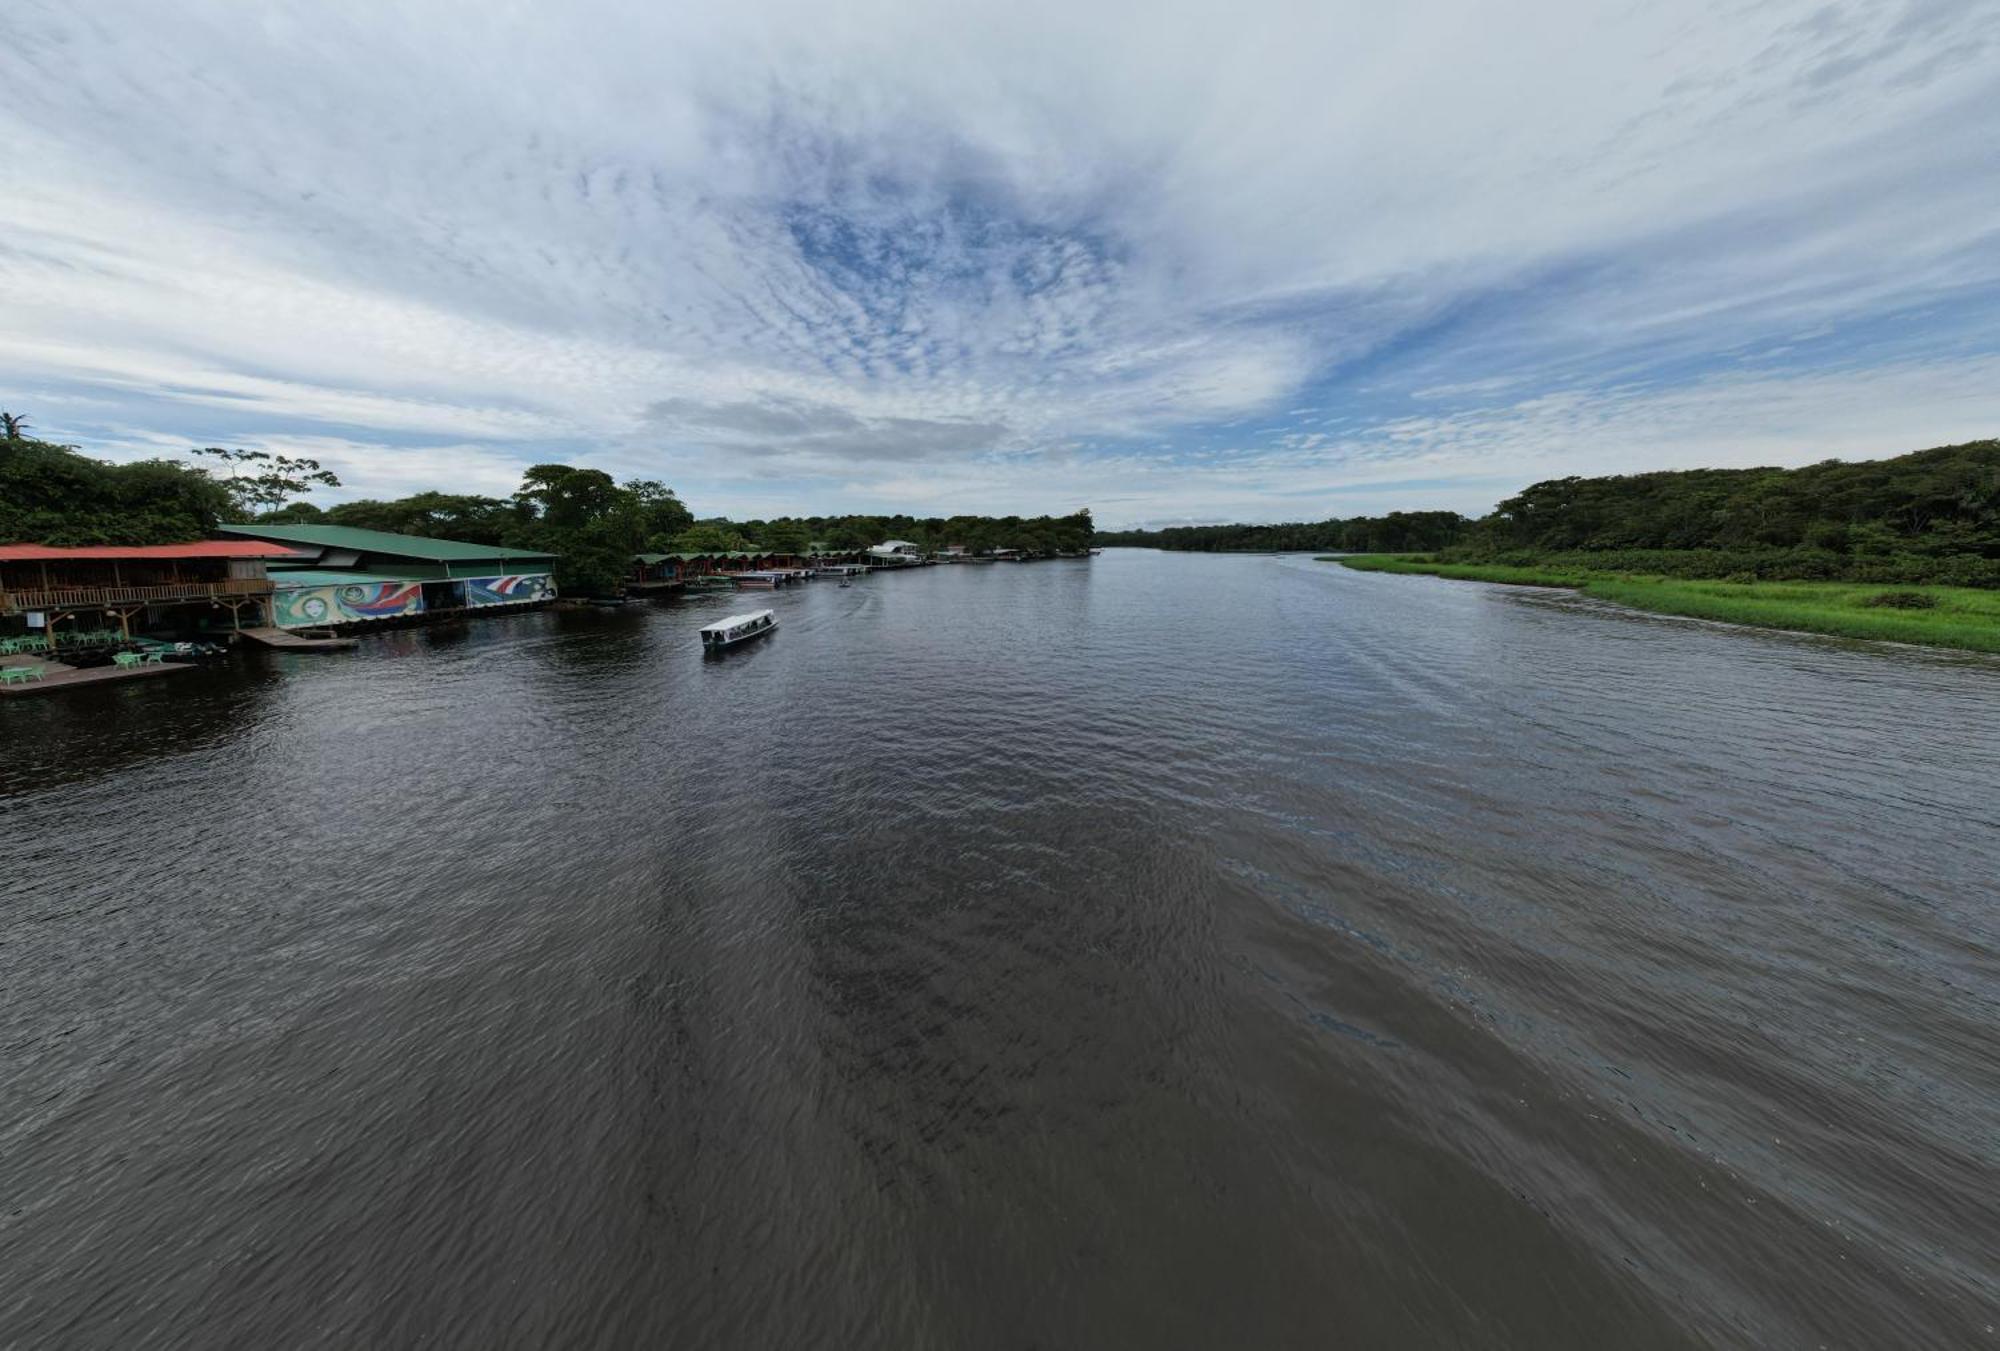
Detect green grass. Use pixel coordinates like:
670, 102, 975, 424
1320, 555, 2000, 654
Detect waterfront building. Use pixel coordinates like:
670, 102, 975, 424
867, 539, 926, 565
0, 540, 303, 645
629, 552, 708, 591
217, 524, 558, 628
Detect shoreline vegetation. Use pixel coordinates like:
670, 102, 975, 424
0, 426, 1093, 596
1106, 437, 1999, 654
1328, 554, 2000, 654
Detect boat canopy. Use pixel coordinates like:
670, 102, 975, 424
699, 610, 775, 634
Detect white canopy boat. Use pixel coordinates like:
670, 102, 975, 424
700, 609, 777, 650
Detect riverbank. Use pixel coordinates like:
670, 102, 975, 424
1326, 555, 2000, 654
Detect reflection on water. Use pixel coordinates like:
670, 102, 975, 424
4, 553, 1996, 1347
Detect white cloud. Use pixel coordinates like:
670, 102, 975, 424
0, 0, 1995, 525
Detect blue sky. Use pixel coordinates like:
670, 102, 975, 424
2, 0, 1997, 527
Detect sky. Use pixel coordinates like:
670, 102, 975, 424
2, 0, 1997, 528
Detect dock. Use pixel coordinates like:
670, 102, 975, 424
239, 626, 360, 652
0, 660, 196, 698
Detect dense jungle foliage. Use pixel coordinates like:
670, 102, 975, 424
1104, 441, 2000, 586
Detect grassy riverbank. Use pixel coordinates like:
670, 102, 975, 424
1325, 555, 2000, 654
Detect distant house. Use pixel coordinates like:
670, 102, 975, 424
631, 553, 686, 587
0, 540, 304, 642
217, 523, 559, 628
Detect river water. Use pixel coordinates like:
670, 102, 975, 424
4, 551, 1996, 1348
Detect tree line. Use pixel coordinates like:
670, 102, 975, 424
270, 490, 1092, 591
1097, 440, 2000, 585
1096, 510, 1471, 553
1464, 440, 1999, 558
19, 407, 1983, 589
0, 420, 1093, 595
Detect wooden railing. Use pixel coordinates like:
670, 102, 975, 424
0, 578, 273, 614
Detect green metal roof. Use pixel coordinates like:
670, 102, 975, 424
269, 569, 424, 587
220, 522, 558, 562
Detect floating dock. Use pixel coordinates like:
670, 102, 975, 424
0, 660, 196, 698
238, 626, 360, 652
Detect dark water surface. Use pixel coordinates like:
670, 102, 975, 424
5, 552, 1997, 1348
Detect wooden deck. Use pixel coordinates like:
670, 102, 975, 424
238, 626, 360, 651
0, 578, 271, 614
0, 661, 195, 698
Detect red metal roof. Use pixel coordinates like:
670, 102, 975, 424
0, 540, 311, 561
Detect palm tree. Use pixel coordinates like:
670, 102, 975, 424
0, 410, 28, 440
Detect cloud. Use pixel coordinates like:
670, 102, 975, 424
0, 0, 1995, 525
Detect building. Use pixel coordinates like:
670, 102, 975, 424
217, 523, 559, 628
630, 553, 691, 589
0, 540, 302, 645
867, 539, 926, 566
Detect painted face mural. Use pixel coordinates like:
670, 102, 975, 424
274, 582, 423, 627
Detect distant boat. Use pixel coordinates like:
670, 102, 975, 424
700, 609, 777, 651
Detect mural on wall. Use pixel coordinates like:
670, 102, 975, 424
273, 581, 423, 628
464, 574, 556, 607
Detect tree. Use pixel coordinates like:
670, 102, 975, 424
191, 447, 341, 516
625, 478, 694, 545
668, 522, 756, 553
514, 464, 621, 532
1, 410, 29, 441
259, 500, 329, 524
758, 519, 812, 554
497, 465, 704, 594
327, 492, 517, 544
1, 436, 234, 544
547, 526, 633, 597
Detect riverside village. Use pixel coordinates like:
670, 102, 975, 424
0, 530, 1094, 697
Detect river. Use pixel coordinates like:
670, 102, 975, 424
4, 551, 1996, 1347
